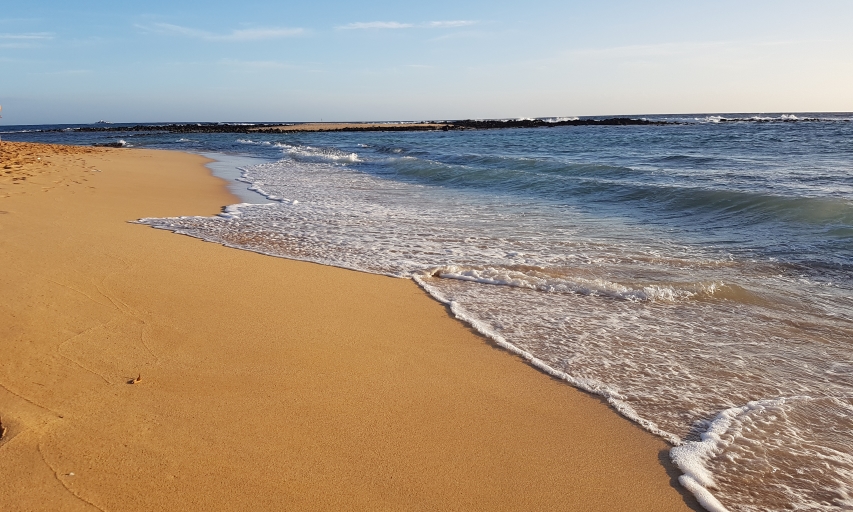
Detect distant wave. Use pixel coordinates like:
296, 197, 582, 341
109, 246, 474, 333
382, 155, 853, 227
674, 113, 852, 124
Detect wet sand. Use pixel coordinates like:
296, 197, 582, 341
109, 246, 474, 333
0, 141, 699, 511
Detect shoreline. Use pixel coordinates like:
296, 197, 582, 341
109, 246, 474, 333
160, 155, 684, 444
0, 141, 700, 510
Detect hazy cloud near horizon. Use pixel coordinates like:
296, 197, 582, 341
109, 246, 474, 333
1, 0, 851, 124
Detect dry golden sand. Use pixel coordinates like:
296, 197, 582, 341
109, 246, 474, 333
0, 141, 700, 511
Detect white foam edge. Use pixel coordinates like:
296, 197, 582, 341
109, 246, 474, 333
235, 166, 254, 184
233, 166, 299, 204
135, 203, 278, 225
669, 396, 813, 512
132, 215, 408, 280
219, 203, 267, 219
676, 475, 729, 512
411, 272, 682, 445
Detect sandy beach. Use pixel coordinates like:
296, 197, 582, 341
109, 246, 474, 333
0, 141, 698, 511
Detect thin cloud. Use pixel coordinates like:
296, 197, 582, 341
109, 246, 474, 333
0, 17, 41, 22
219, 58, 296, 70
426, 20, 477, 28
0, 32, 54, 40
338, 21, 413, 30
0, 33, 54, 48
338, 20, 477, 30
32, 69, 91, 76
139, 23, 304, 41
225, 27, 304, 40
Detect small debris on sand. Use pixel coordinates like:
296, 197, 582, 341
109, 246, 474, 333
127, 373, 141, 385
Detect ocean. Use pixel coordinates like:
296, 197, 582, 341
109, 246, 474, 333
4, 113, 853, 512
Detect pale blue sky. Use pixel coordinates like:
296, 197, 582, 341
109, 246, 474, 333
2, 1, 852, 124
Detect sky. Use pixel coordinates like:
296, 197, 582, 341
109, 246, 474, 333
1, 0, 852, 124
